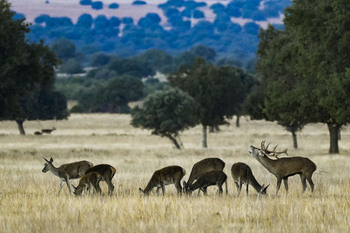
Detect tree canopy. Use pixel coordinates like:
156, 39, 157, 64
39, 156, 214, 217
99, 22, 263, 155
131, 86, 198, 149
168, 58, 253, 147
255, 0, 350, 153
0, 0, 68, 134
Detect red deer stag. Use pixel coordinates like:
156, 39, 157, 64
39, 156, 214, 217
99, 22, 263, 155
183, 158, 225, 194
185, 171, 228, 195
42, 158, 93, 194
248, 141, 317, 194
84, 164, 116, 195
231, 162, 269, 196
139, 166, 186, 195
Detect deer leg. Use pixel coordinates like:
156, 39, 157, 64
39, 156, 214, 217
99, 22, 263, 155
175, 181, 182, 195
58, 180, 65, 195
276, 178, 282, 194
218, 184, 223, 194
246, 182, 249, 196
306, 176, 315, 192
202, 187, 208, 195
283, 178, 289, 192
156, 187, 161, 195
300, 174, 307, 192
238, 182, 243, 196
161, 183, 165, 196
66, 178, 72, 194
104, 178, 115, 195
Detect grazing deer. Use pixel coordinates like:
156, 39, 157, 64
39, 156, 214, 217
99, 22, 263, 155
84, 164, 116, 195
42, 158, 93, 194
184, 171, 228, 195
248, 141, 317, 194
183, 158, 225, 193
34, 131, 42, 135
72, 172, 103, 196
139, 166, 186, 195
231, 162, 269, 196
41, 127, 56, 134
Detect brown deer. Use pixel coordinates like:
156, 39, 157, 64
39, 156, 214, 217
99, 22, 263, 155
42, 158, 93, 194
231, 162, 269, 196
41, 127, 56, 134
184, 171, 228, 195
34, 131, 42, 135
72, 172, 103, 196
84, 164, 116, 195
248, 141, 317, 194
139, 166, 186, 195
183, 158, 225, 193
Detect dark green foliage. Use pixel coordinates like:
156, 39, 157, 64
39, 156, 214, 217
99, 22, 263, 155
89, 52, 112, 67
91, 1, 103, 10
72, 75, 143, 113
0, 0, 68, 134
169, 58, 253, 147
256, 0, 350, 153
50, 38, 76, 60
109, 3, 119, 9
131, 86, 198, 149
59, 58, 84, 74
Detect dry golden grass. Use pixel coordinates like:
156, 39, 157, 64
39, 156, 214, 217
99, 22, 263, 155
1, 114, 350, 233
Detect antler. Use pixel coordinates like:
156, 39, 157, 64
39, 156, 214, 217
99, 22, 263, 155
260, 140, 288, 159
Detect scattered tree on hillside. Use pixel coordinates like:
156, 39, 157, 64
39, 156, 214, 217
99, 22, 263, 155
169, 58, 250, 148
131, 87, 198, 149
0, 0, 68, 134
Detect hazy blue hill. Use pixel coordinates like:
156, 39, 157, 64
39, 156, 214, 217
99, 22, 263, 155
12, 0, 291, 71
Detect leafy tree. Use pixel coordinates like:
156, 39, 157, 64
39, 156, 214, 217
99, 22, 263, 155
58, 58, 84, 74
169, 58, 248, 148
134, 49, 174, 74
73, 75, 143, 113
0, 0, 68, 134
190, 45, 216, 61
50, 38, 76, 60
131, 87, 198, 149
256, 0, 350, 153
89, 52, 112, 67
256, 25, 306, 149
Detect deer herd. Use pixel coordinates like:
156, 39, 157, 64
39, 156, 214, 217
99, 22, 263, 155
42, 141, 317, 197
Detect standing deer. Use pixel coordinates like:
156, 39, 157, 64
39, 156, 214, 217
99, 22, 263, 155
185, 171, 228, 195
183, 158, 225, 193
72, 172, 103, 196
84, 164, 116, 195
231, 162, 269, 196
41, 127, 56, 134
248, 141, 317, 194
42, 157, 93, 194
139, 165, 186, 195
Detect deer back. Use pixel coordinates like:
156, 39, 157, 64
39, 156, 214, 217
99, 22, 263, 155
187, 158, 225, 186
57, 160, 93, 179
143, 166, 185, 193
85, 164, 116, 181
190, 171, 227, 191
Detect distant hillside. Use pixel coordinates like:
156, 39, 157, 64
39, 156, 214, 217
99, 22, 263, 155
10, 0, 291, 70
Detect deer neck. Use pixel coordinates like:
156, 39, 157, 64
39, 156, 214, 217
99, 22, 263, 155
256, 155, 278, 176
248, 174, 263, 193
48, 163, 60, 177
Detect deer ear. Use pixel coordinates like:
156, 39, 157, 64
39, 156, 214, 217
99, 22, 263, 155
138, 188, 144, 194
72, 185, 77, 190
50, 158, 53, 162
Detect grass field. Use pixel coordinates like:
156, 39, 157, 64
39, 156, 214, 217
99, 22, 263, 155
0, 114, 350, 232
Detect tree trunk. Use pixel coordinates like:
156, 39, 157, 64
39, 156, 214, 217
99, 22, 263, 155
291, 129, 298, 149
16, 120, 26, 135
327, 123, 340, 154
236, 115, 240, 128
164, 134, 181, 150
202, 125, 208, 148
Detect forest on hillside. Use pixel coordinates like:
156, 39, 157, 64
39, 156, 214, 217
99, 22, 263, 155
13, 0, 291, 71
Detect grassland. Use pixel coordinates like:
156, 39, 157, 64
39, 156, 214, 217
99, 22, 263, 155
0, 114, 350, 233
